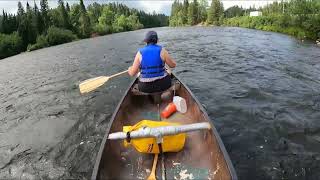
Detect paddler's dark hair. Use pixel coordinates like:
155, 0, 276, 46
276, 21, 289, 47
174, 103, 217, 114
144, 31, 158, 45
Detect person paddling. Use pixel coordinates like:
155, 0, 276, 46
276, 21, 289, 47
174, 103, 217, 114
128, 31, 176, 93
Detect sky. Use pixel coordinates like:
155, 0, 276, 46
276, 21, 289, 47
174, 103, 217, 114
0, 0, 276, 15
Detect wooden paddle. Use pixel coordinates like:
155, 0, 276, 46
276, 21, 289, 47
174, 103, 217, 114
79, 70, 128, 94
147, 153, 159, 180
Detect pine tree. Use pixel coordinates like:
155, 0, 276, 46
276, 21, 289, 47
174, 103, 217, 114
32, 2, 41, 34
40, 0, 49, 30
199, 0, 208, 22
1, 11, 6, 33
17, 2, 28, 49
187, 2, 195, 25
58, 0, 71, 29
79, 0, 87, 13
34, 2, 44, 34
79, 0, 91, 37
26, 2, 37, 44
207, 0, 223, 25
193, 0, 199, 24
182, 0, 189, 24
66, 2, 71, 13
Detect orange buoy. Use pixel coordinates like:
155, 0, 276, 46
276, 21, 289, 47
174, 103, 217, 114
161, 102, 177, 118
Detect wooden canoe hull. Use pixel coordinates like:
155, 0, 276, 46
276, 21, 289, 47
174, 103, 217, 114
91, 75, 237, 180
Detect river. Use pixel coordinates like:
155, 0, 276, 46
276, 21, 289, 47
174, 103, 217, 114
0, 27, 320, 179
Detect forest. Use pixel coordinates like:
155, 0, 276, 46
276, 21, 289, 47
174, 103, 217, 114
170, 0, 320, 40
0, 0, 168, 59
169, 0, 224, 26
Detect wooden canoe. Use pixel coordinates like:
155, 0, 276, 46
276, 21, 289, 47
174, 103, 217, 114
91, 74, 237, 180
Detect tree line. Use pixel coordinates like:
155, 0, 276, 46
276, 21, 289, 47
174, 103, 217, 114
169, 0, 224, 26
0, 0, 168, 59
170, 0, 320, 41
224, 0, 320, 40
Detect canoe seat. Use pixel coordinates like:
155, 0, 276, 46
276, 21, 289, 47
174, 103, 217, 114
131, 79, 181, 96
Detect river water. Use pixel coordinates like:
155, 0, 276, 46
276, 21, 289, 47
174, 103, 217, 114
0, 27, 320, 180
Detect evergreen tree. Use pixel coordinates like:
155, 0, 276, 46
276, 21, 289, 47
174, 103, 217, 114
66, 2, 71, 13
17, 2, 28, 49
58, 0, 71, 30
40, 0, 49, 30
225, 6, 244, 18
87, 2, 102, 24
26, 2, 37, 44
34, 3, 45, 34
0, 1, 168, 59
187, 1, 195, 25
198, 0, 208, 22
1, 11, 7, 33
207, 0, 223, 25
78, 0, 91, 37
33, 2, 43, 34
182, 0, 189, 24
193, 0, 199, 23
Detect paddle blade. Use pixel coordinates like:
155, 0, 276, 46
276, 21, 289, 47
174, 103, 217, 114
79, 76, 109, 94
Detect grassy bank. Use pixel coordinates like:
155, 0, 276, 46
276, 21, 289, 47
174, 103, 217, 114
223, 15, 320, 41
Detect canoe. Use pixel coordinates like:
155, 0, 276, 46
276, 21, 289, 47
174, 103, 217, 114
91, 74, 237, 180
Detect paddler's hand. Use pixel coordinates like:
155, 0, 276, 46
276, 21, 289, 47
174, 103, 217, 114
165, 64, 172, 75
128, 66, 133, 76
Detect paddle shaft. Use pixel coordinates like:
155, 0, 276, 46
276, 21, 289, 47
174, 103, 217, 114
109, 70, 128, 78
147, 153, 159, 180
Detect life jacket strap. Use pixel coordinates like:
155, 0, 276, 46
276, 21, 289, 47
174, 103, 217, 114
140, 65, 164, 70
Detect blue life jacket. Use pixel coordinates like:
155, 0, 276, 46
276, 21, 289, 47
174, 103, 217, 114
139, 44, 165, 78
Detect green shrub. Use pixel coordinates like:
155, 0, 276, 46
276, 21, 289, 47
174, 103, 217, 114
92, 24, 112, 35
297, 31, 306, 40
46, 26, 77, 46
224, 15, 317, 40
27, 35, 49, 51
0, 32, 23, 59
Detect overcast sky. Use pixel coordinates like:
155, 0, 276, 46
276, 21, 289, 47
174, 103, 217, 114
0, 0, 275, 15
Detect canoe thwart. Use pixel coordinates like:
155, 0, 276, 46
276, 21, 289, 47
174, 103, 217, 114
108, 122, 211, 140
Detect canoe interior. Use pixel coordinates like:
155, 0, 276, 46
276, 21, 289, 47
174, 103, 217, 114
93, 76, 235, 180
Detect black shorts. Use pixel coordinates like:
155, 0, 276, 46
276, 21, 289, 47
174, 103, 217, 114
138, 75, 171, 93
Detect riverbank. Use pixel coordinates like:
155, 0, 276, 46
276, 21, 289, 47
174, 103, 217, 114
0, 1, 168, 60
223, 15, 320, 42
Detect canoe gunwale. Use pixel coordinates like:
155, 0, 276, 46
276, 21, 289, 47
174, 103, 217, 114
91, 77, 137, 180
91, 74, 238, 180
177, 76, 238, 180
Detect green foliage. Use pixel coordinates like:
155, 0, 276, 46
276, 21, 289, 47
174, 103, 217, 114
127, 14, 143, 30
46, 26, 76, 46
170, 0, 206, 26
225, 6, 244, 18
224, 16, 314, 40
207, 0, 224, 25
0, 1, 167, 59
78, 0, 91, 38
27, 34, 48, 51
58, 0, 71, 30
187, 1, 196, 25
98, 6, 115, 27
112, 14, 127, 32
223, 0, 320, 40
40, 0, 49, 30
0, 32, 23, 59
111, 14, 143, 32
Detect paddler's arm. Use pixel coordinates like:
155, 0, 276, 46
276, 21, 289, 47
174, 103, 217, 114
128, 52, 141, 76
161, 48, 176, 68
